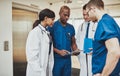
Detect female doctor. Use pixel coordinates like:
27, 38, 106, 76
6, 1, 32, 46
26, 8, 55, 76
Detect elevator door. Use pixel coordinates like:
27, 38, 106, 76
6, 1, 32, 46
12, 8, 38, 76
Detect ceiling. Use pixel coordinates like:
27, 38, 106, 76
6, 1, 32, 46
13, 0, 120, 9
35, 0, 120, 9
13, 0, 120, 17
39, 0, 120, 5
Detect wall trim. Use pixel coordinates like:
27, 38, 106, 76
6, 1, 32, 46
12, 2, 40, 12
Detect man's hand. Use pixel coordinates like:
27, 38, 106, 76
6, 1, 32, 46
72, 49, 81, 56
58, 50, 69, 56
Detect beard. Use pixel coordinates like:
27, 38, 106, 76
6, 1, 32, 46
60, 19, 68, 25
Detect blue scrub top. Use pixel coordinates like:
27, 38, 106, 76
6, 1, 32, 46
92, 14, 120, 75
48, 20, 75, 58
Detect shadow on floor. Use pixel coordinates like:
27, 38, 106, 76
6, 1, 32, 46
72, 68, 80, 76
13, 62, 80, 76
13, 62, 27, 76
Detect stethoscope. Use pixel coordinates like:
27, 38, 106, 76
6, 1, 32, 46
38, 25, 52, 54
38, 25, 47, 34
80, 23, 84, 31
80, 22, 96, 32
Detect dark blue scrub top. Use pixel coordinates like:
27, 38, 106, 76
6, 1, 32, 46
48, 20, 75, 58
92, 14, 120, 75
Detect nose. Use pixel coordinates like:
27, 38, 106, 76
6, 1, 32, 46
65, 16, 69, 20
84, 15, 88, 18
51, 21, 54, 25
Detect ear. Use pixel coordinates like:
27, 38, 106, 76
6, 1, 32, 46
44, 16, 47, 20
44, 16, 48, 22
59, 13, 61, 16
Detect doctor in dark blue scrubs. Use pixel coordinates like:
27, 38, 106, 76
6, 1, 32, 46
86, 0, 120, 76
48, 6, 79, 76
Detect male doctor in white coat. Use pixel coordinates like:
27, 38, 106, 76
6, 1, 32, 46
26, 9, 55, 76
76, 4, 97, 76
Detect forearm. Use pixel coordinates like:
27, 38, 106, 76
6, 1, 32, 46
102, 38, 120, 76
101, 51, 119, 76
53, 47, 68, 56
71, 36, 78, 51
72, 43, 78, 51
53, 47, 60, 54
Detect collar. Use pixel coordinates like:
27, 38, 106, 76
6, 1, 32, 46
38, 24, 47, 33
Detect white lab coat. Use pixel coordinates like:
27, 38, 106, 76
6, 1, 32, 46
76, 21, 97, 76
26, 24, 54, 76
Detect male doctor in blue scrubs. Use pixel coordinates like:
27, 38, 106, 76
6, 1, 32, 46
48, 6, 79, 76
86, 0, 120, 76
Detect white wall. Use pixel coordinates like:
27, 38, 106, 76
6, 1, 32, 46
0, 0, 13, 76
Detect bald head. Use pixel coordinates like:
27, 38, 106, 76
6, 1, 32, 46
59, 6, 70, 14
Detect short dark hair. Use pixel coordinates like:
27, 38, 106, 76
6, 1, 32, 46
86, 0, 104, 10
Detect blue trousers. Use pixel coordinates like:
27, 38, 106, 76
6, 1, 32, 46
53, 57, 71, 76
